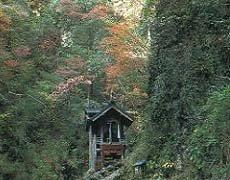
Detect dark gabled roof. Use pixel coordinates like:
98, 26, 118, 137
134, 160, 147, 167
91, 103, 133, 122
86, 102, 133, 129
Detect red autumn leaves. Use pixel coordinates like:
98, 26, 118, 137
0, 10, 11, 33
13, 46, 31, 57
57, 0, 108, 20
2, 46, 31, 69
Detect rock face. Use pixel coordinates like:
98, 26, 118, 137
111, 0, 143, 20
84, 161, 122, 180
103, 169, 121, 180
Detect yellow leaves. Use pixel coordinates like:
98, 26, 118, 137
27, 0, 49, 15
162, 162, 175, 168
0, 9, 11, 33
27, 0, 41, 9
0, 113, 11, 120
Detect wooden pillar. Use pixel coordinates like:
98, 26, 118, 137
109, 123, 112, 143
118, 123, 121, 139
89, 125, 93, 170
89, 126, 96, 171
100, 126, 103, 143
92, 133, 96, 170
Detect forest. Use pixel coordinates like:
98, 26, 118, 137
0, 0, 229, 179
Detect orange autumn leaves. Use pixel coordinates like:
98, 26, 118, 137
3, 60, 20, 68
101, 21, 145, 92
102, 22, 131, 79
83, 4, 108, 19
0, 10, 11, 33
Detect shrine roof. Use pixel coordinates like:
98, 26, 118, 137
85, 101, 133, 128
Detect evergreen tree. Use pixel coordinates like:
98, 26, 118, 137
148, 0, 229, 178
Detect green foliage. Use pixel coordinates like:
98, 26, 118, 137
127, 0, 230, 179
0, 0, 107, 179
186, 87, 230, 179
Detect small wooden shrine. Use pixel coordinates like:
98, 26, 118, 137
85, 101, 133, 171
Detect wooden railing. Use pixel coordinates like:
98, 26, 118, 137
100, 144, 124, 156
96, 137, 103, 143
96, 137, 126, 144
